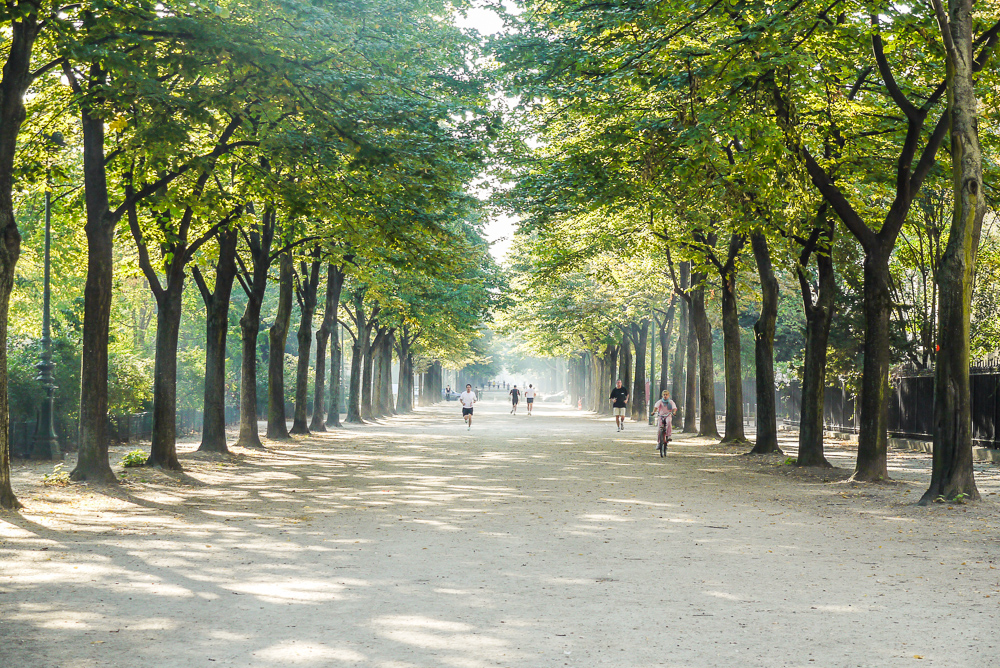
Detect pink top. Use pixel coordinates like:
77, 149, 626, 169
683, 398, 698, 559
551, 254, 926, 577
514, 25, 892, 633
653, 399, 676, 417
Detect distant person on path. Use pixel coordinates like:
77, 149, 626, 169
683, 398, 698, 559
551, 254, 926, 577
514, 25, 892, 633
653, 390, 677, 456
609, 379, 629, 431
524, 384, 537, 415
509, 384, 521, 414
460, 384, 477, 430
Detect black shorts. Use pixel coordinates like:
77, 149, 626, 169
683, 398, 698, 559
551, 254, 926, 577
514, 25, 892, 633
511, 399, 519, 405
526, 398, 534, 404
462, 407, 473, 416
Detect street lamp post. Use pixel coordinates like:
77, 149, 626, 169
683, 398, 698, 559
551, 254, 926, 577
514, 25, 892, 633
31, 133, 63, 460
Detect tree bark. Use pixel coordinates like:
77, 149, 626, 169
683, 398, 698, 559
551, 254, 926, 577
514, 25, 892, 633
630, 320, 649, 421
748, 232, 781, 454
716, 233, 747, 443
346, 329, 365, 423
145, 274, 185, 470
312, 265, 344, 431
326, 320, 342, 428
690, 273, 719, 438
396, 337, 413, 414
234, 209, 276, 450
923, 0, 984, 503
601, 343, 618, 415
678, 264, 697, 433
380, 332, 395, 415
660, 298, 676, 398
362, 328, 379, 420
266, 250, 293, 440
852, 250, 892, 481
236, 297, 264, 448
72, 69, 118, 484
195, 229, 238, 453
290, 258, 320, 435
618, 329, 632, 406
797, 207, 836, 468
0, 6, 39, 506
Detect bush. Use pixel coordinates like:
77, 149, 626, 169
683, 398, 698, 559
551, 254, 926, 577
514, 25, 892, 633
121, 449, 147, 468
41, 463, 71, 486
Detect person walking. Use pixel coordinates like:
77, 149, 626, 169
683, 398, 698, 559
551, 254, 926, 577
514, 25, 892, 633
609, 379, 629, 431
509, 384, 521, 414
459, 384, 477, 430
524, 384, 537, 415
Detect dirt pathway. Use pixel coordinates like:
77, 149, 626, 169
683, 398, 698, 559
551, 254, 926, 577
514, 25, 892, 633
2, 401, 1000, 667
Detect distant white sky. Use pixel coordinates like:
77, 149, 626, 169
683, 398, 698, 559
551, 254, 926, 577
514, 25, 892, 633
454, 3, 518, 264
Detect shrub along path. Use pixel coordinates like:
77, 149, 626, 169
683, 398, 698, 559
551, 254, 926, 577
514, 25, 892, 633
2, 400, 999, 667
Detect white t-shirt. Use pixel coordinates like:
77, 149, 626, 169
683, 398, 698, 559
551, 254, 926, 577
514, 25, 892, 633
459, 391, 477, 408
524, 388, 536, 399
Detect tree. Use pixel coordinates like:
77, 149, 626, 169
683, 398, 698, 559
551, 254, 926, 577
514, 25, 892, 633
923, 0, 996, 503
192, 228, 238, 453
290, 251, 321, 435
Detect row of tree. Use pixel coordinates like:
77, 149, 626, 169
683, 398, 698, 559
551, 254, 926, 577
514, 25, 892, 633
493, 0, 1000, 503
0, 0, 503, 509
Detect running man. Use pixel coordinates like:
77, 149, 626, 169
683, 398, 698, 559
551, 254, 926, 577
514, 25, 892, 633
459, 384, 477, 430
509, 384, 521, 414
524, 384, 536, 415
609, 379, 629, 431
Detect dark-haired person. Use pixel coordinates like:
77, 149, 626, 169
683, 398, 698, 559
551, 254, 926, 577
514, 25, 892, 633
459, 384, 477, 430
609, 379, 629, 431
509, 384, 521, 414
524, 384, 537, 415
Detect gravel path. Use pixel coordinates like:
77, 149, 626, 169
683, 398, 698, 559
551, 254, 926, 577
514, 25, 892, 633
2, 400, 999, 667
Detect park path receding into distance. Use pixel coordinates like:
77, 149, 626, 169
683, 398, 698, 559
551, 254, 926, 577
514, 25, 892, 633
2, 400, 1000, 667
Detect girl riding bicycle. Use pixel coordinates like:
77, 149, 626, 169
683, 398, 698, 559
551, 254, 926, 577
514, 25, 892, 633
652, 390, 677, 457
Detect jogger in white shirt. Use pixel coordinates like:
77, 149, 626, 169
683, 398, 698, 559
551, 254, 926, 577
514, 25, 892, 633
459, 384, 477, 430
524, 384, 536, 415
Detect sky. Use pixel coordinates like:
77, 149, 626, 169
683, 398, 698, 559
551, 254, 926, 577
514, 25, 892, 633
453, 4, 517, 264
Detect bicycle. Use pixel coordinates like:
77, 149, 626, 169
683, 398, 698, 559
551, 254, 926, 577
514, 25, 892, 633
656, 414, 672, 457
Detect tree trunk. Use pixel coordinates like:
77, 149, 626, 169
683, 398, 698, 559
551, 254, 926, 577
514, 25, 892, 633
923, 0, 983, 503
291, 260, 320, 435
602, 343, 618, 415
326, 321, 342, 428
749, 232, 781, 454
660, 300, 676, 398
234, 208, 276, 450
0, 0, 42, 508
797, 209, 836, 468
618, 329, 632, 404
312, 265, 343, 431
371, 330, 387, 418
630, 320, 649, 421
852, 249, 892, 481
718, 234, 746, 443
267, 251, 293, 440
691, 274, 719, 438
362, 328, 378, 419
397, 342, 413, 413
346, 332, 365, 423
236, 297, 264, 448
146, 276, 184, 470
0, 219, 16, 503
197, 230, 237, 453
381, 332, 395, 415
72, 85, 118, 483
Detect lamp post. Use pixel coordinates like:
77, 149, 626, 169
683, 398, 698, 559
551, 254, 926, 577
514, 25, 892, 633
31, 133, 63, 460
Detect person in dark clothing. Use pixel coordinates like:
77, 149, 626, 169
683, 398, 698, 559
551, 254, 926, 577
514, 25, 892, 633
609, 379, 629, 431
509, 385, 521, 414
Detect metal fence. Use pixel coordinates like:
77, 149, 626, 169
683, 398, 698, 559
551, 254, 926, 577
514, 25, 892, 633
11, 406, 241, 459
772, 363, 1000, 449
